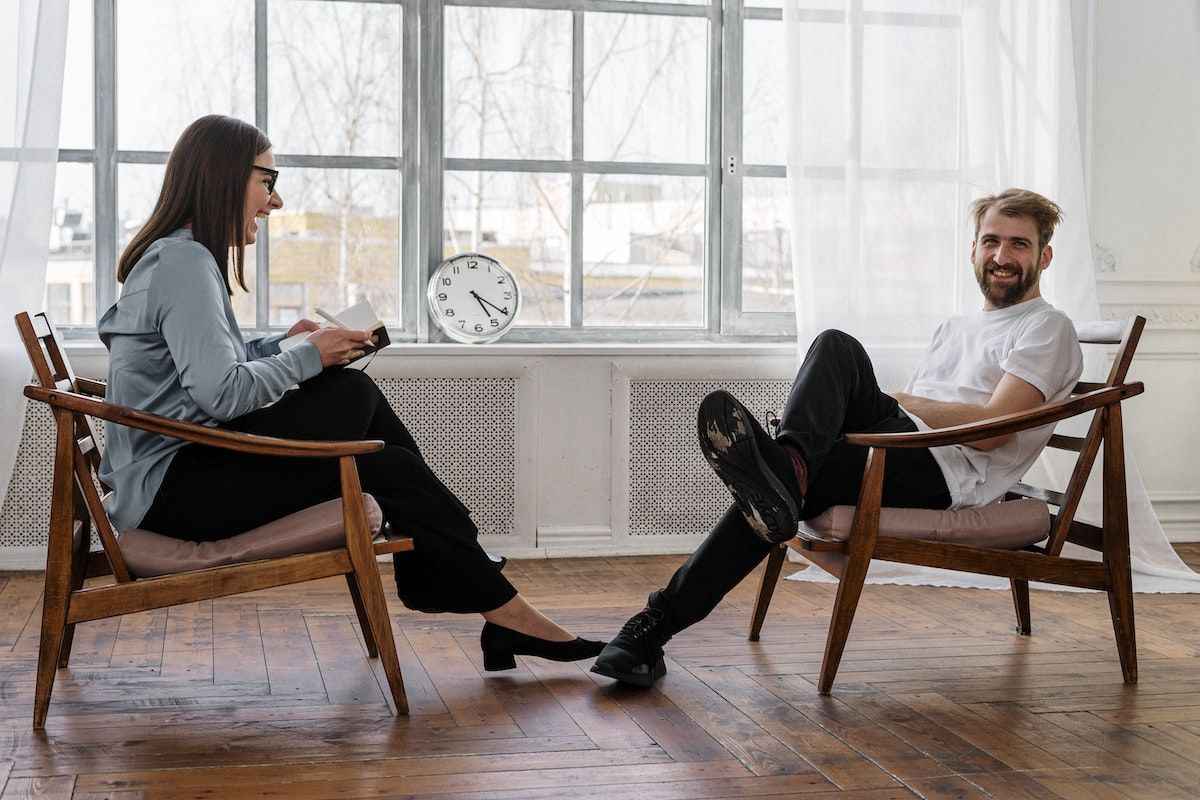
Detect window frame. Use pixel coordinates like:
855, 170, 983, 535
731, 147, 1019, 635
52, 0, 962, 344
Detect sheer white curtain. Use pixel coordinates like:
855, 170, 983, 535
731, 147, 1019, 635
783, 0, 1200, 591
0, 0, 70, 513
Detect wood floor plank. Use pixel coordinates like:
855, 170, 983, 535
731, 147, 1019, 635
521, 658, 656, 749
0, 776, 74, 799
107, 608, 167, 671
585, 672, 731, 763
74, 746, 672, 794
691, 666, 897, 789
651, 657, 827, 778
306, 614, 388, 707
258, 608, 326, 697
404, 627, 513, 728
0, 555, 1197, 799
0, 578, 43, 651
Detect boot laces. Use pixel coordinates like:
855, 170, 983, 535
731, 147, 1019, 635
763, 409, 780, 439
618, 607, 667, 644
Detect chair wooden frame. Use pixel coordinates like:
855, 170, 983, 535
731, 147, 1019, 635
15, 312, 415, 729
748, 316, 1147, 694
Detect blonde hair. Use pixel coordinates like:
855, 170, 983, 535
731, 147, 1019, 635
971, 188, 1063, 253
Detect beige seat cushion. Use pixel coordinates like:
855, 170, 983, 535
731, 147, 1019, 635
802, 498, 1050, 550
119, 495, 384, 578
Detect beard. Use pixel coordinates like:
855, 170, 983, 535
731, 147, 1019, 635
975, 260, 1037, 308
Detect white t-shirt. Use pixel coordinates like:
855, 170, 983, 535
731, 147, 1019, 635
900, 297, 1084, 509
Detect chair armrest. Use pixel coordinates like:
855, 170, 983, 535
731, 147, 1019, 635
843, 383, 1143, 449
24, 385, 384, 458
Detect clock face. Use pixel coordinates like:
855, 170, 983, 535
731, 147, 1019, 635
427, 253, 521, 343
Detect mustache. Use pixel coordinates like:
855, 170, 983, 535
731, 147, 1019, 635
982, 261, 1024, 276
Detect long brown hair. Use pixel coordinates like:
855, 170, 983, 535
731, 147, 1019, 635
117, 115, 271, 294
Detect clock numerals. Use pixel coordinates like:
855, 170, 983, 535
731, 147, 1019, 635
432, 255, 519, 342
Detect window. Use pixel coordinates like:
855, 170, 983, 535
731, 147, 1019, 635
50, 0, 961, 342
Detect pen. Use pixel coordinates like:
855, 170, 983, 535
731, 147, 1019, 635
313, 307, 346, 328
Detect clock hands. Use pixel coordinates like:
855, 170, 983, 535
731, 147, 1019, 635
469, 290, 509, 317
471, 292, 491, 318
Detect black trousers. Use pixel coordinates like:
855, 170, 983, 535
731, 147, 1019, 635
650, 329, 952, 636
141, 368, 518, 614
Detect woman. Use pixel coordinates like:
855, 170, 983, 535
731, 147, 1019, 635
97, 114, 601, 670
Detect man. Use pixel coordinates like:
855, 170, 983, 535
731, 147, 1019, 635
591, 188, 1085, 686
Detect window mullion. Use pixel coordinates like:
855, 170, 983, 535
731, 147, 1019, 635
94, 0, 117, 316
255, 0, 270, 332
719, 0, 740, 333
570, 9, 584, 328
419, 0, 444, 341
708, 0, 725, 335
401, 0, 421, 337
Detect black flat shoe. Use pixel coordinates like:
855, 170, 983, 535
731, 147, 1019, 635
480, 622, 606, 671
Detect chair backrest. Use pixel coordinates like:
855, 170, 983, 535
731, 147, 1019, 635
14, 312, 133, 582
1027, 315, 1145, 556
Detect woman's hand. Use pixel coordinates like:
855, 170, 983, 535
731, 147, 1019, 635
286, 318, 321, 337
308, 327, 376, 367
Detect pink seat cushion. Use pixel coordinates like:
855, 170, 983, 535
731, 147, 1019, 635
119, 495, 384, 578
802, 498, 1050, 549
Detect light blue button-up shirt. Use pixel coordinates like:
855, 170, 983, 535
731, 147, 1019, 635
97, 228, 323, 531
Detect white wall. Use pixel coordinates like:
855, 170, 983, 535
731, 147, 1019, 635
1088, 0, 1200, 540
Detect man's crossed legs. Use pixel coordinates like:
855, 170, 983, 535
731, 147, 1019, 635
591, 329, 953, 685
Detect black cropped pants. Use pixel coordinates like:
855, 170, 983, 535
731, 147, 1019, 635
141, 368, 517, 614
650, 330, 952, 636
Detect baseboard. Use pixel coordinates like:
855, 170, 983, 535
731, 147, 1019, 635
1152, 492, 1200, 543
0, 546, 52, 571
535, 525, 614, 550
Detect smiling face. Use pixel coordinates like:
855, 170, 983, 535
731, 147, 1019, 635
971, 207, 1052, 310
243, 149, 282, 245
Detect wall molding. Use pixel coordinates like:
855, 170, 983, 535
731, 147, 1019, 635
1150, 492, 1200, 543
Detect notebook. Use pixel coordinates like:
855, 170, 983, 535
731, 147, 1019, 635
279, 300, 391, 364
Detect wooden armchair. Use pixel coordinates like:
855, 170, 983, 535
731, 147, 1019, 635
748, 316, 1147, 694
15, 312, 415, 729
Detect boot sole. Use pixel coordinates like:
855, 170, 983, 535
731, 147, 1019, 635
697, 390, 798, 544
589, 658, 667, 687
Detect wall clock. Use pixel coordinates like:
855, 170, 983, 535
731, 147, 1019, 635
427, 253, 521, 343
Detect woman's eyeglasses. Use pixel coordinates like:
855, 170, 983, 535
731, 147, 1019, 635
253, 165, 279, 195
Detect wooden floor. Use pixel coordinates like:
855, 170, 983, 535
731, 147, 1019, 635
2, 547, 1200, 799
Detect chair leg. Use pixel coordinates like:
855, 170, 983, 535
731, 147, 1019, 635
1106, 559, 1137, 684
345, 574, 379, 659
339, 459, 409, 714
1010, 579, 1031, 636
348, 565, 408, 714
817, 544, 872, 695
1101, 405, 1137, 684
58, 521, 92, 668
749, 545, 787, 642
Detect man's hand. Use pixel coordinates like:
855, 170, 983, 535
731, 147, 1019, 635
286, 318, 321, 338
892, 373, 1046, 451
